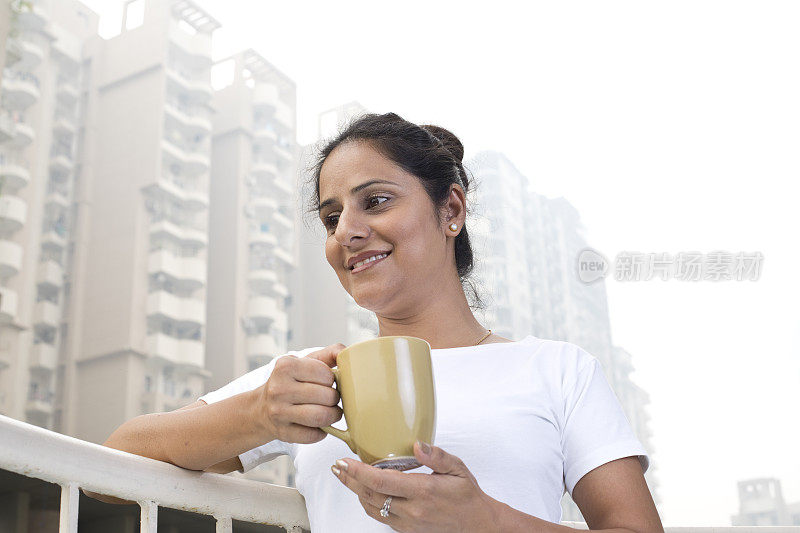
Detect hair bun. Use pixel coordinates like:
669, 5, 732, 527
421, 124, 465, 162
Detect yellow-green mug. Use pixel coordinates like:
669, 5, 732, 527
321, 336, 436, 471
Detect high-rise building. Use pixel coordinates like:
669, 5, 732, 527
467, 150, 660, 521
0, 0, 98, 432
59, 0, 219, 443
289, 101, 378, 352
205, 48, 297, 486
732, 478, 800, 526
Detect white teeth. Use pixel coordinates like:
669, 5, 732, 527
352, 253, 388, 269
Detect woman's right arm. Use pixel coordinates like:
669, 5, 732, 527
84, 344, 345, 504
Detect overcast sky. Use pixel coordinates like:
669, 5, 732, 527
81, 0, 800, 525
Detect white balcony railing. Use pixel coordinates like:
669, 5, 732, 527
2, 414, 799, 533
0, 414, 309, 532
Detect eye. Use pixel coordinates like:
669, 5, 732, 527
367, 195, 389, 208
323, 195, 390, 231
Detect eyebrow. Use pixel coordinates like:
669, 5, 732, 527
317, 179, 399, 213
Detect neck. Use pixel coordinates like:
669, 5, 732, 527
375, 269, 488, 349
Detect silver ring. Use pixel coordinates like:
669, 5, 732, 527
380, 496, 392, 518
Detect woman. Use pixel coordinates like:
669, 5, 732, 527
98, 113, 663, 533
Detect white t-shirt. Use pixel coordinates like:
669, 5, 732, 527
200, 335, 649, 532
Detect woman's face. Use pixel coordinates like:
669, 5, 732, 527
318, 141, 455, 314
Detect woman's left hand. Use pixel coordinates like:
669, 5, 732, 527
331, 441, 500, 532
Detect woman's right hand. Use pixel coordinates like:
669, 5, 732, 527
256, 344, 346, 444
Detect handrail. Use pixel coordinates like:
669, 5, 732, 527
2, 415, 799, 532
0, 414, 310, 532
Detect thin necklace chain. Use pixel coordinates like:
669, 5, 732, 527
475, 329, 492, 345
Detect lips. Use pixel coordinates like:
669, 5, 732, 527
350, 252, 390, 274
347, 250, 392, 270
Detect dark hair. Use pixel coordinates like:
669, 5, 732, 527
303, 112, 485, 310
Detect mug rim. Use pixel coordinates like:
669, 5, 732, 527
341, 335, 432, 359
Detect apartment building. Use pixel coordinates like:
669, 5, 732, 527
732, 478, 800, 526
288, 101, 379, 352
0, 0, 97, 431
57, 0, 219, 444
205, 48, 298, 486
467, 150, 660, 520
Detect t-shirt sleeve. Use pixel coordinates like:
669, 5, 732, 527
198, 346, 324, 473
560, 351, 650, 496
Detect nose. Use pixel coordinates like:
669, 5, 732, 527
333, 206, 369, 247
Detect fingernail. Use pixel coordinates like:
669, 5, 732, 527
331, 465, 341, 476
418, 441, 431, 455
336, 459, 349, 471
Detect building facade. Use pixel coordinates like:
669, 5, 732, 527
206, 48, 297, 485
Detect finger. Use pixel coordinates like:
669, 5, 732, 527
332, 463, 406, 511
305, 343, 346, 368
292, 358, 337, 386
285, 382, 340, 407
285, 403, 342, 428
335, 458, 414, 499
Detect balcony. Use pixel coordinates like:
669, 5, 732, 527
56, 77, 79, 106
274, 143, 293, 162
254, 124, 278, 144
247, 296, 287, 330
245, 334, 281, 364
44, 191, 69, 209
37, 259, 64, 290
0, 156, 31, 190
147, 175, 209, 211
166, 67, 212, 104
4, 415, 789, 533
34, 300, 60, 328
150, 219, 208, 248
248, 268, 277, 291
29, 342, 57, 371
147, 291, 205, 326
162, 138, 210, 177
15, 3, 48, 31
0, 286, 18, 322
49, 152, 74, 175
25, 396, 54, 416
273, 211, 293, 232
146, 333, 204, 368
0, 414, 311, 531
252, 159, 279, 182
1, 69, 40, 110
248, 196, 278, 220
148, 249, 206, 291
0, 239, 22, 278
249, 228, 278, 248
275, 248, 295, 268
0, 111, 14, 142
165, 101, 212, 138
11, 119, 35, 147
17, 36, 44, 70
41, 227, 67, 252
53, 115, 77, 138
0, 195, 27, 233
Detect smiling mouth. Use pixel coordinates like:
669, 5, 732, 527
350, 251, 391, 273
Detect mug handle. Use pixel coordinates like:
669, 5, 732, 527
320, 367, 357, 454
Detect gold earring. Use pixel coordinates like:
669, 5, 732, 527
449, 223, 458, 231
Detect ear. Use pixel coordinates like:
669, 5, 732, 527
442, 184, 467, 235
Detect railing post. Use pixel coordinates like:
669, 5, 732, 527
58, 482, 79, 533
215, 516, 232, 533
140, 500, 158, 533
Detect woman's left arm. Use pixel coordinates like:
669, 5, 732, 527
332, 443, 664, 533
